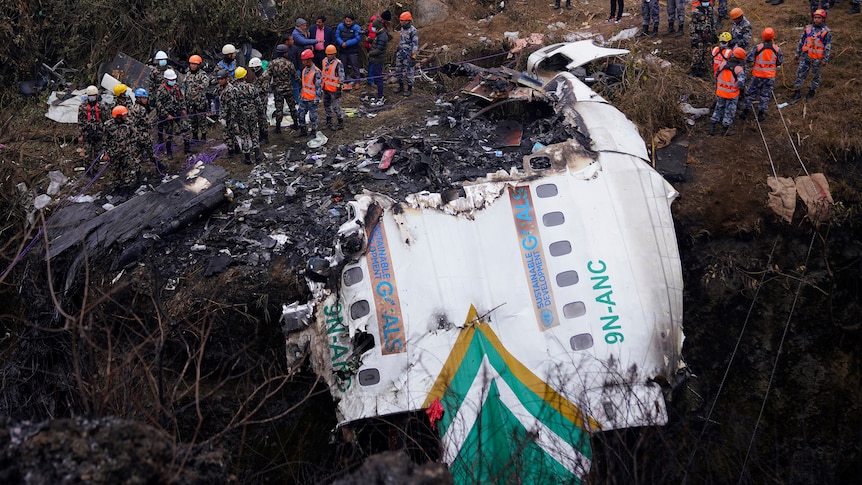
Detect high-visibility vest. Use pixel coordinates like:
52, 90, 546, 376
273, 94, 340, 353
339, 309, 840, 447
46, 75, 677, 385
802, 25, 829, 60
712, 46, 731, 77
301, 66, 319, 100
752, 43, 779, 78
715, 65, 743, 99
322, 58, 340, 92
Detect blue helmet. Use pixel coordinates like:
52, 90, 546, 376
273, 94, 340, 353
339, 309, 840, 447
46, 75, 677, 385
134, 88, 149, 98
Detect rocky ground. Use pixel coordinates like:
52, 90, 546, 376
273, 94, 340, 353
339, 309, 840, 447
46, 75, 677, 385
1, 0, 861, 483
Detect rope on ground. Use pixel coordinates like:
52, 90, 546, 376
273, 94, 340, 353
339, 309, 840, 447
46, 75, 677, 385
680, 236, 780, 485
737, 230, 818, 484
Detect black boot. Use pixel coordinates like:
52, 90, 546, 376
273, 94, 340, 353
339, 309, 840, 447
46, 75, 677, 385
708, 122, 717, 135
274, 116, 282, 133
757, 111, 767, 122
227, 146, 236, 156
790, 90, 802, 105
723, 125, 735, 136
200, 130, 206, 141
806, 88, 816, 100
651, 24, 659, 37
325, 116, 334, 130
254, 147, 262, 163
554, 0, 561, 8
849, 3, 861, 13
295, 127, 308, 138
403, 85, 412, 97
740, 108, 750, 120
243, 152, 252, 164
394, 82, 404, 94
638, 25, 649, 37
565, 0, 572, 8
667, 22, 675, 34
183, 139, 190, 154
770, 0, 784, 4
336, 118, 344, 131
259, 129, 269, 144
166, 141, 173, 157
676, 22, 684, 37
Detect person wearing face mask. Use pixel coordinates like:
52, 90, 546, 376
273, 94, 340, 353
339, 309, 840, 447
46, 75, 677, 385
247, 57, 271, 143
218, 44, 238, 79
130, 88, 158, 169
149, 50, 170, 95
77, 85, 109, 159
155, 69, 190, 158
364, 10, 392, 87
367, 18, 390, 106
183, 54, 211, 144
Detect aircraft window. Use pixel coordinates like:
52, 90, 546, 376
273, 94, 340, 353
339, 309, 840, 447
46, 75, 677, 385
570, 333, 594, 351
343, 267, 364, 286
358, 368, 380, 386
556, 270, 579, 286
549, 241, 572, 256
350, 300, 370, 319
542, 212, 565, 227
563, 301, 586, 318
536, 184, 558, 198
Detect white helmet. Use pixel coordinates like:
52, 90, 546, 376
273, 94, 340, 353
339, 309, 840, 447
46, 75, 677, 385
164, 69, 177, 80
222, 44, 237, 55
154, 50, 168, 60
85, 85, 98, 96
248, 57, 262, 68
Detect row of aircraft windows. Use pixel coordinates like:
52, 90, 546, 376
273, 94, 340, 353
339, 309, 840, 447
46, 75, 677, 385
537, 183, 594, 352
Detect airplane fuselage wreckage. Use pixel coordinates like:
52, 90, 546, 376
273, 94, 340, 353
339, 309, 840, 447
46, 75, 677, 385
282, 42, 685, 484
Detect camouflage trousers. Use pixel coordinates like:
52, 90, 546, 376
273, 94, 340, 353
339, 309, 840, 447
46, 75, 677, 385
297, 99, 318, 130
718, 0, 728, 18
809, 0, 829, 13
323, 91, 344, 120
256, 94, 269, 133
187, 101, 209, 139
743, 77, 776, 112
230, 113, 259, 155
395, 51, 415, 86
273, 87, 299, 125
667, 0, 686, 25
641, 0, 660, 27
711, 96, 739, 126
691, 44, 711, 75
156, 117, 190, 149
109, 150, 141, 187
794, 56, 823, 90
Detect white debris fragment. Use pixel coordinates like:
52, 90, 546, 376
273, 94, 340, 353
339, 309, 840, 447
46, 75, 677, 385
34, 194, 53, 210
503, 31, 519, 43
46, 170, 68, 195
102, 203, 115, 211
190, 244, 207, 251
71, 195, 95, 203
609, 27, 640, 43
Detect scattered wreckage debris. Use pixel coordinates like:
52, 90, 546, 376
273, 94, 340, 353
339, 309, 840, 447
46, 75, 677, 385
283, 43, 686, 483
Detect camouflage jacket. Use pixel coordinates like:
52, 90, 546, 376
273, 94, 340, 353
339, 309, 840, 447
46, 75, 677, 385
690, 8, 717, 47
102, 118, 138, 161
250, 68, 270, 100
730, 18, 753, 50
398, 23, 419, 56
182, 68, 210, 108
77, 100, 109, 137
155, 82, 185, 119
222, 82, 262, 124
130, 102, 154, 138
268, 57, 299, 92
148, 65, 167, 93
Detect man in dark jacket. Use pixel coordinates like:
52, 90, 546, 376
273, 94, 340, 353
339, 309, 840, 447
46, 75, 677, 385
336, 13, 363, 89
367, 18, 390, 105
309, 16, 336, 68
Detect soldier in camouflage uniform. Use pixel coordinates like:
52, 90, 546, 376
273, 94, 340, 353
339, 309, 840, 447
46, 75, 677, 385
690, 1, 717, 79
667, 0, 686, 36
102, 106, 141, 190
215, 70, 238, 155
112, 83, 130, 109
638, 0, 660, 37
222, 67, 263, 164
155, 69, 190, 157
269, 44, 301, 133
183, 54, 210, 144
728, 8, 752, 50
130, 88, 158, 169
321, 45, 346, 131
149, 50, 170, 147
77, 85, 109, 160
248, 57, 271, 143
394, 11, 419, 97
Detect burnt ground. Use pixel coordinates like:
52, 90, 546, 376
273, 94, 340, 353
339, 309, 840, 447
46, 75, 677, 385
2, 0, 862, 483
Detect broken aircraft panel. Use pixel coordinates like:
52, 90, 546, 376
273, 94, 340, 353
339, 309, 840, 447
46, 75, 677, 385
284, 43, 684, 484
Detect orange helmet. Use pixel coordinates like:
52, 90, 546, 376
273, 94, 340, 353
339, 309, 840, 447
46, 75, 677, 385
189, 54, 202, 64
300, 49, 314, 60
400, 11, 412, 21
325, 45, 337, 55
762, 28, 775, 41
112, 105, 129, 118
732, 47, 746, 59
730, 8, 743, 19
813, 8, 826, 18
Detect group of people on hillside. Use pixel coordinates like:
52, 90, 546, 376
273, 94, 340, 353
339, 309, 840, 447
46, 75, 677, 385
77, 9, 420, 188
683, 4, 833, 136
